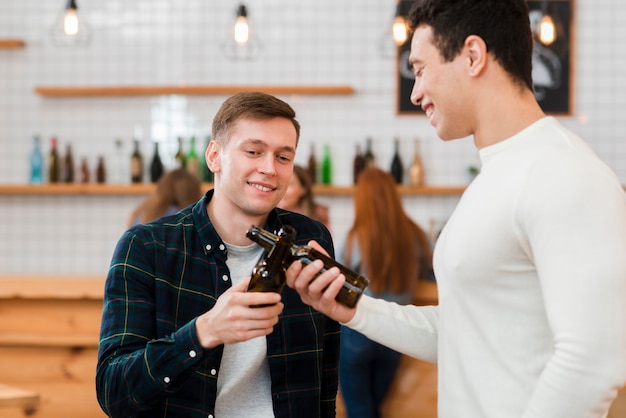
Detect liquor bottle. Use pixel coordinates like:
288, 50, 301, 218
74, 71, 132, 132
96, 156, 106, 184
364, 137, 376, 167
79, 157, 90, 183
150, 141, 164, 183
110, 138, 126, 184
307, 144, 317, 184
48, 137, 60, 183
175, 136, 186, 169
186, 136, 199, 178
247, 226, 297, 305
390, 138, 404, 184
63, 143, 75, 183
321, 144, 332, 185
130, 139, 144, 183
408, 138, 424, 187
353, 143, 366, 184
30, 135, 43, 184
246, 225, 370, 308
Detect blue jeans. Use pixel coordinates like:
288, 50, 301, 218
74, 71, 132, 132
339, 326, 402, 418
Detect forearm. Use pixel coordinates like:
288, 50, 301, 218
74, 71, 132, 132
345, 295, 439, 362
96, 319, 206, 416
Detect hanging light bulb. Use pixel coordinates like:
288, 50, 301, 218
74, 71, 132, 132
391, 7, 408, 46
379, 2, 409, 58
64, 6, 79, 36
223, 4, 261, 60
51, 0, 90, 46
539, 14, 556, 45
234, 5, 250, 45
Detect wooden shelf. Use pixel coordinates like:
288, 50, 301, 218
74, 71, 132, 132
34, 85, 355, 97
0, 183, 466, 196
0, 39, 25, 49
0, 275, 104, 300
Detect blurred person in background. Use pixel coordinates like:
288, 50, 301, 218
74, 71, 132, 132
127, 168, 203, 227
278, 164, 331, 230
337, 167, 432, 418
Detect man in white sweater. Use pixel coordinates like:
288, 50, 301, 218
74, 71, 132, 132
286, 0, 626, 417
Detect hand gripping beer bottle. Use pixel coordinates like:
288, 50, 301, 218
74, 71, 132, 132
247, 226, 297, 306
246, 225, 370, 308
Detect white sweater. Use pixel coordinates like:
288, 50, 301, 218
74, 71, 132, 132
346, 117, 626, 417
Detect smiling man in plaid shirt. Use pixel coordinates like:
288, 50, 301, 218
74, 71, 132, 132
96, 91, 340, 418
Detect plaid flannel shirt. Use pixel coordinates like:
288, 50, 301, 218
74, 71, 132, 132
96, 190, 340, 418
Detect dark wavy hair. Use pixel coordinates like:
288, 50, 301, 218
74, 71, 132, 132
408, 0, 534, 90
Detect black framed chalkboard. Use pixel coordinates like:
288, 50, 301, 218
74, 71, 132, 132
396, 1, 418, 115
396, 0, 574, 115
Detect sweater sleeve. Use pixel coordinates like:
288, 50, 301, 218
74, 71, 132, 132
344, 295, 439, 363
518, 155, 626, 417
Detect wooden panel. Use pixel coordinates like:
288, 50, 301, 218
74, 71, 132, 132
0, 298, 102, 349
0, 347, 105, 418
34, 85, 355, 97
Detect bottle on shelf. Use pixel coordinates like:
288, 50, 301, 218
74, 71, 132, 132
130, 139, 144, 183
79, 157, 90, 183
408, 138, 425, 187
321, 144, 332, 185
307, 144, 317, 184
30, 135, 43, 184
150, 141, 164, 183
364, 137, 376, 168
96, 155, 106, 184
48, 137, 60, 183
353, 143, 366, 184
390, 137, 404, 184
175, 136, 186, 169
186, 136, 199, 178
62, 143, 75, 183
110, 138, 126, 184
246, 225, 370, 308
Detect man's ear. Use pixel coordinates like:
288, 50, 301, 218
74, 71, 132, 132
464, 34, 488, 77
206, 140, 221, 173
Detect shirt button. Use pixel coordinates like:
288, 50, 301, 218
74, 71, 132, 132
189, 350, 197, 358
222, 274, 229, 282
205, 244, 212, 251
210, 369, 217, 376
208, 415, 214, 418
164, 376, 170, 384
219, 244, 225, 251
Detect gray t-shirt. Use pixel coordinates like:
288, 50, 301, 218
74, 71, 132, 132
215, 242, 275, 418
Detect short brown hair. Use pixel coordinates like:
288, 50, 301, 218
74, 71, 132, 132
212, 91, 301, 145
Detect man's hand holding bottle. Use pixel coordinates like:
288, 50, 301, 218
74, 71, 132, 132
285, 240, 358, 324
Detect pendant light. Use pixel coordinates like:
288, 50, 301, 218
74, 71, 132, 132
379, 2, 409, 58
222, 4, 261, 60
538, 1, 556, 45
391, 4, 409, 46
50, 0, 90, 46
539, 15, 556, 45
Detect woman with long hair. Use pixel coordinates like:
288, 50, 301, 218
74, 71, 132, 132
339, 166, 433, 418
278, 164, 330, 230
128, 168, 203, 227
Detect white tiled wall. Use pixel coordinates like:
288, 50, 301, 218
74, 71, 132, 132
0, 0, 624, 274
